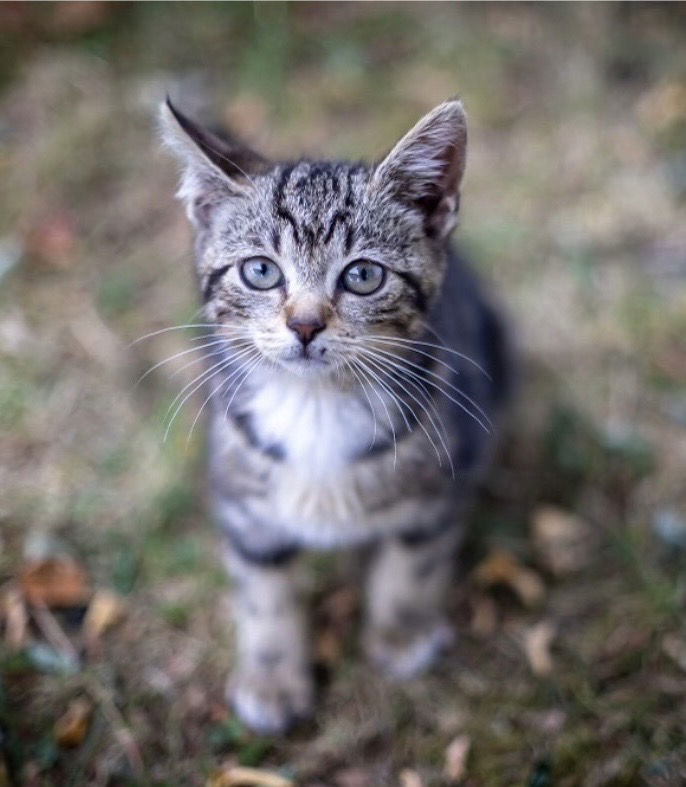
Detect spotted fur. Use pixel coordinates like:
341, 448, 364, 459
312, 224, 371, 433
160, 97, 510, 733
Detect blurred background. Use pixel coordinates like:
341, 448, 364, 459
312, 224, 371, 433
1, 3, 685, 785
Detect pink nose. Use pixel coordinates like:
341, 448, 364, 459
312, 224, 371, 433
287, 317, 325, 346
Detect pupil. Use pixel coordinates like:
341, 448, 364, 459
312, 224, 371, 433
258, 263, 267, 276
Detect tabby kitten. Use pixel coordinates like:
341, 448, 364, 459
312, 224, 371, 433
160, 97, 509, 733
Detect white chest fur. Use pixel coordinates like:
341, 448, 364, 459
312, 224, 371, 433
248, 373, 375, 480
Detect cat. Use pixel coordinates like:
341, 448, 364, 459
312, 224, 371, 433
159, 96, 510, 733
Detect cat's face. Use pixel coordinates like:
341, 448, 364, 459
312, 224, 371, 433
161, 99, 466, 379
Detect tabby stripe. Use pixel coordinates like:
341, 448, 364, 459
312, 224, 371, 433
203, 264, 232, 301
323, 211, 348, 245
277, 207, 301, 244
223, 526, 299, 566
395, 270, 428, 311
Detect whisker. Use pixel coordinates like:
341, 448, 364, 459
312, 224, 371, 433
163, 347, 256, 440
186, 352, 260, 446
222, 354, 263, 421
366, 344, 492, 431
358, 349, 454, 474
355, 357, 412, 433
365, 334, 491, 380
129, 324, 223, 347
361, 353, 453, 474
352, 360, 397, 468
343, 359, 377, 451
134, 338, 240, 387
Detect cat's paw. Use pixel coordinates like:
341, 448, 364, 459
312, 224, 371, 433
227, 663, 313, 734
363, 619, 455, 679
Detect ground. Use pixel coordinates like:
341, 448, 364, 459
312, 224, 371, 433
0, 3, 685, 786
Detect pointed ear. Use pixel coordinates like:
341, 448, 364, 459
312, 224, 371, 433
159, 97, 269, 229
370, 99, 467, 239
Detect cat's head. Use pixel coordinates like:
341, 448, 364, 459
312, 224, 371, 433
160, 97, 467, 379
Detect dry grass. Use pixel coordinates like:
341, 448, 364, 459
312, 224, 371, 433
1, 3, 685, 785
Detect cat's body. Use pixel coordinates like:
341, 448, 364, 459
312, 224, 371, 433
161, 100, 510, 733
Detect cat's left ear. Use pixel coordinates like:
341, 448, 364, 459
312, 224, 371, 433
370, 99, 467, 239
159, 97, 269, 228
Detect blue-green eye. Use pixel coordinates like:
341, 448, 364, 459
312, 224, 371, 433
341, 260, 385, 295
240, 257, 284, 290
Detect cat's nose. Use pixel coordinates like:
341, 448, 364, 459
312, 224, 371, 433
287, 317, 326, 346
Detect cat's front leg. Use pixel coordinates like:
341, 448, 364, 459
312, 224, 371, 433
363, 523, 460, 678
222, 536, 312, 734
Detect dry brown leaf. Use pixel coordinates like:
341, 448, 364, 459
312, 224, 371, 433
25, 212, 77, 269
206, 765, 293, 787
531, 505, 592, 575
399, 769, 424, 787
54, 697, 92, 748
82, 589, 126, 643
444, 734, 471, 783
523, 621, 556, 676
19, 557, 91, 608
473, 550, 545, 607
470, 594, 498, 638
333, 767, 371, 787
2, 585, 28, 649
315, 626, 342, 665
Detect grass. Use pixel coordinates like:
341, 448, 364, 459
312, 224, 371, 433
1, 3, 685, 785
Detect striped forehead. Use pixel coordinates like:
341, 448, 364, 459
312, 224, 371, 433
271, 161, 370, 258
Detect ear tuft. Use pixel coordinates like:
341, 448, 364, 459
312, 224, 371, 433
159, 98, 269, 229
371, 99, 467, 238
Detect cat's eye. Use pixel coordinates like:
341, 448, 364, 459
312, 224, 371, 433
240, 257, 284, 290
341, 260, 385, 295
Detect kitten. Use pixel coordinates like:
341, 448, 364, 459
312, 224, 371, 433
160, 97, 510, 733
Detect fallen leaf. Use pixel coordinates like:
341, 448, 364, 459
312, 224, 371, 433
444, 734, 471, 783
315, 626, 342, 665
2, 585, 28, 649
523, 621, 556, 676
19, 557, 91, 608
399, 769, 424, 787
469, 594, 498, 638
82, 590, 126, 643
473, 550, 545, 607
531, 505, 592, 575
206, 765, 293, 787
25, 212, 77, 269
54, 697, 92, 748
333, 767, 372, 787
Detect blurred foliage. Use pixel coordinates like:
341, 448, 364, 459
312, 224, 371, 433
0, 2, 685, 785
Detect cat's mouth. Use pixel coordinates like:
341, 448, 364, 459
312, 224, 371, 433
280, 347, 331, 375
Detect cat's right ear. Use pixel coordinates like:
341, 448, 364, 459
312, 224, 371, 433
159, 97, 269, 229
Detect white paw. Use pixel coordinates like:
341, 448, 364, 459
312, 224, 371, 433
364, 620, 455, 679
227, 664, 313, 735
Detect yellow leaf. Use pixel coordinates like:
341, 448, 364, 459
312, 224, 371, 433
523, 621, 556, 677
206, 765, 294, 787
82, 589, 126, 642
54, 697, 92, 748
473, 550, 545, 607
531, 505, 591, 576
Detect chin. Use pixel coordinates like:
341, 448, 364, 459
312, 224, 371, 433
281, 355, 332, 379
